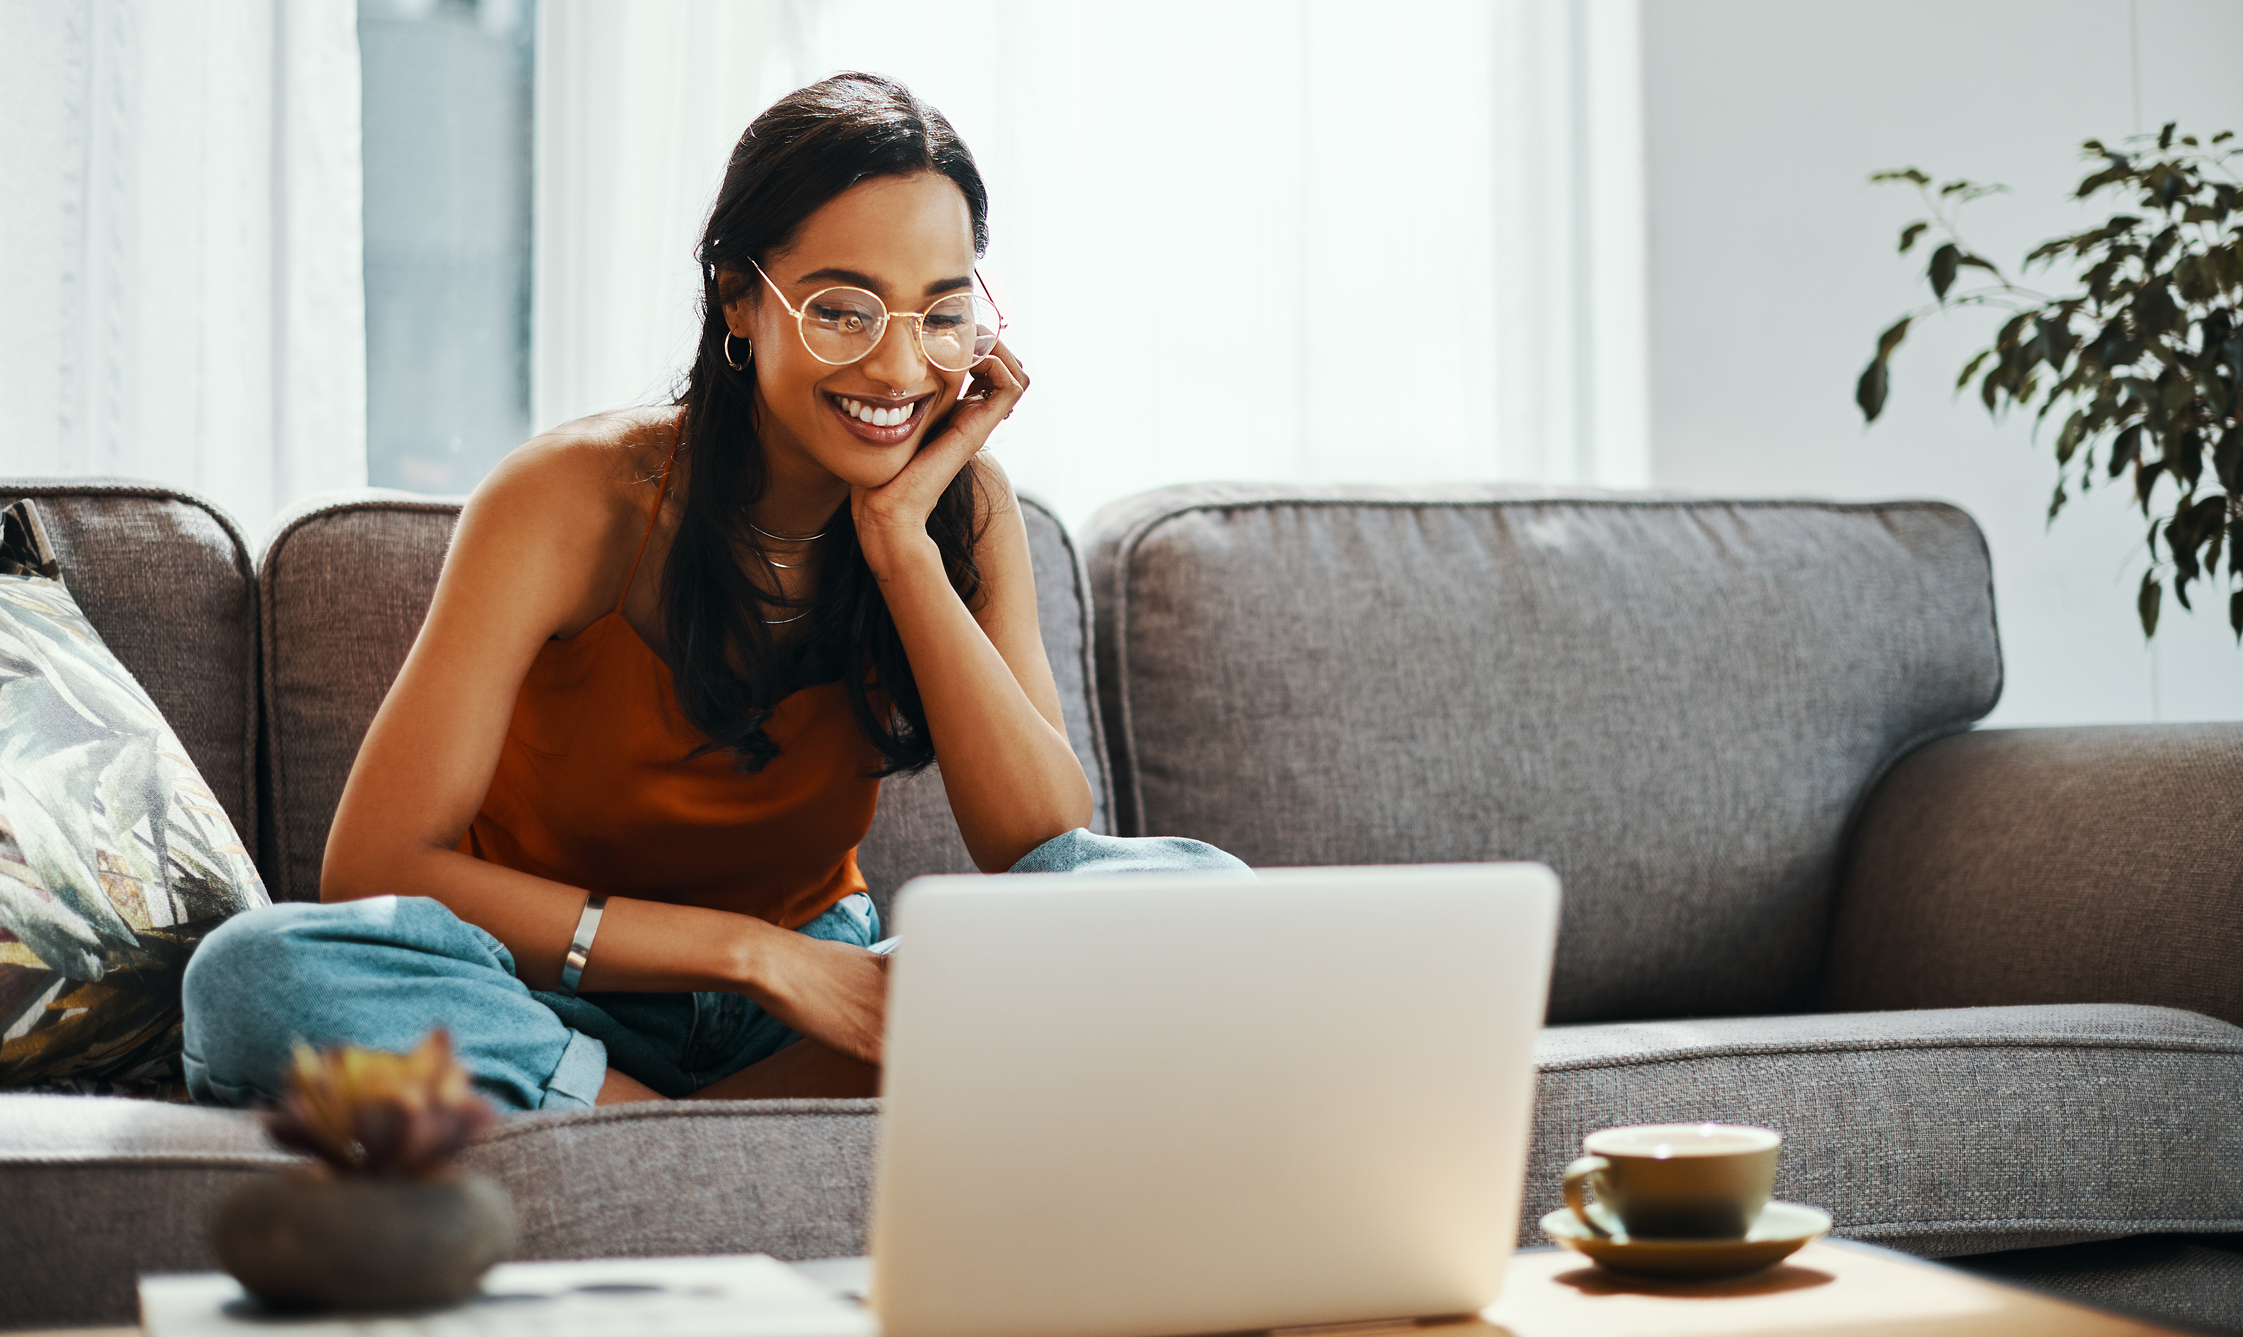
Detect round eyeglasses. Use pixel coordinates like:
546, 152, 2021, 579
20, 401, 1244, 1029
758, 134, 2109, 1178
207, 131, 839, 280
749, 257, 1004, 373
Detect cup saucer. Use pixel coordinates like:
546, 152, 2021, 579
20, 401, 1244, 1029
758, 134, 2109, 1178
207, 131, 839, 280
1539, 1200, 1833, 1279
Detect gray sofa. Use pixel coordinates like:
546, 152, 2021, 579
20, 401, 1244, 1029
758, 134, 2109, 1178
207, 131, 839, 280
3, 478, 2239, 1333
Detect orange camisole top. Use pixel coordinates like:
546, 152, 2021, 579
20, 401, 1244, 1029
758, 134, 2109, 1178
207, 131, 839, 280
457, 464, 881, 929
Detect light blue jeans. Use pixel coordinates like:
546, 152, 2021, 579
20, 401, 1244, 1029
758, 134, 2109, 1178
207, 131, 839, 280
181, 829, 1245, 1113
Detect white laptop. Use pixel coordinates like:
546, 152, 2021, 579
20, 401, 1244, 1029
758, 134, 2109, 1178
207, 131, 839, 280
858, 862, 1562, 1337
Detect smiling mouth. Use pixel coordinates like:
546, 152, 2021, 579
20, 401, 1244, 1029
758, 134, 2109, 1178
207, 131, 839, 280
826, 391, 930, 442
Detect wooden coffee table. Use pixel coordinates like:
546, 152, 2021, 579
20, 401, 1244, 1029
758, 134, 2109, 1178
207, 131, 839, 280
24, 1240, 2191, 1336
1449, 1240, 2188, 1337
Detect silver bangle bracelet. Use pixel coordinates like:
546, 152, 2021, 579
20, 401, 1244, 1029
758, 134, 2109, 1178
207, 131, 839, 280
557, 894, 608, 996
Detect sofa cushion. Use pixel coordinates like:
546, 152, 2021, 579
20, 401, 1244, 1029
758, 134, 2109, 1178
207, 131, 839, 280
1950, 1233, 2243, 1334
1086, 485, 2002, 1022
458, 1099, 877, 1264
0, 1094, 293, 1327
11, 1005, 2234, 1325
1527, 1004, 2243, 1259
0, 481, 258, 853
257, 492, 456, 901
0, 505, 270, 1088
0, 1093, 876, 1328
1821, 724, 2243, 1029
260, 491, 1109, 907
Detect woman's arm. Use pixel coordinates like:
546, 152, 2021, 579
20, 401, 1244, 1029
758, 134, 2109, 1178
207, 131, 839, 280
849, 345, 1094, 870
320, 429, 887, 1062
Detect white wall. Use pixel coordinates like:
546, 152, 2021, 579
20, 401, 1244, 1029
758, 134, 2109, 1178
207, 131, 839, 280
1640, 0, 2243, 726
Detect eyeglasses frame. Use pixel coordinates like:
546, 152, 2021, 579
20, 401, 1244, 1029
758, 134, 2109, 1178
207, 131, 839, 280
746, 256, 1006, 372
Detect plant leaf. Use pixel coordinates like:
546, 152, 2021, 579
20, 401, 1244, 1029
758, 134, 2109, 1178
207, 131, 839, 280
2137, 458, 2168, 506
1930, 243, 1961, 299
1899, 222, 1929, 254
2055, 410, 2088, 464
2216, 425, 2243, 493
2145, 224, 2182, 271
1857, 357, 1890, 422
1955, 349, 1994, 392
2139, 571, 2162, 638
2110, 423, 2146, 476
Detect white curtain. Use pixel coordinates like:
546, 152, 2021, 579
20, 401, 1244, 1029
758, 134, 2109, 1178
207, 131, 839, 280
0, 0, 368, 540
535, 0, 1649, 529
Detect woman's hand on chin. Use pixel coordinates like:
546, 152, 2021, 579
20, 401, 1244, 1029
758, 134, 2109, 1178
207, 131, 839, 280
743, 930, 891, 1065
850, 340, 1027, 577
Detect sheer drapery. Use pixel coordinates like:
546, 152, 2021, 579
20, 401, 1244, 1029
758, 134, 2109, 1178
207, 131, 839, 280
0, 0, 367, 537
534, 0, 1650, 527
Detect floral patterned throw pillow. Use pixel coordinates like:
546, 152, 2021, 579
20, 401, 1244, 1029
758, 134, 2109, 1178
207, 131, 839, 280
0, 499, 270, 1088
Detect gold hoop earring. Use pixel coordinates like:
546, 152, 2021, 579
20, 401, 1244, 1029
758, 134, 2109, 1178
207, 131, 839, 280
724, 333, 751, 372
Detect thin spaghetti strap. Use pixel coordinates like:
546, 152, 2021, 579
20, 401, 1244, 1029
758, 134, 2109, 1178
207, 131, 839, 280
617, 444, 678, 615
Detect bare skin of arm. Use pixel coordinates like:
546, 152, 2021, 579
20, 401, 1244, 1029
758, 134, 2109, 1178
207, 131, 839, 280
690, 348, 1082, 1104
322, 360, 1080, 1103
324, 173, 1087, 1104
320, 420, 894, 1095
855, 385, 1089, 872
713, 173, 1089, 868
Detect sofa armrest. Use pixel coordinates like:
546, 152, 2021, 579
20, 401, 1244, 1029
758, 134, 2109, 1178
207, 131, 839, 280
1819, 724, 2243, 1027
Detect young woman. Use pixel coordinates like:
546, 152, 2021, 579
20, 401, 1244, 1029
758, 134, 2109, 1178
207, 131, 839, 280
182, 73, 1243, 1112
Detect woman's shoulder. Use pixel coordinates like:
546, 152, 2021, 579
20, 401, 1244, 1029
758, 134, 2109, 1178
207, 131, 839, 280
441, 408, 680, 635
473, 407, 679, 527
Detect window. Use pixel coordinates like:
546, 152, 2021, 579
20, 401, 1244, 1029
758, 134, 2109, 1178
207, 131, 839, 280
359, 0, 534, 494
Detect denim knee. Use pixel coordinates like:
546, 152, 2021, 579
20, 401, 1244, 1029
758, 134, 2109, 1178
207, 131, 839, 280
181, 896, 605, 1114
1009, 828, 1253, 876
182, 902, 341, 1106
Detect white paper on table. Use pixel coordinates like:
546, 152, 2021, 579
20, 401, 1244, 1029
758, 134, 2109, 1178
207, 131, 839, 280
140, 1254, 878, 1337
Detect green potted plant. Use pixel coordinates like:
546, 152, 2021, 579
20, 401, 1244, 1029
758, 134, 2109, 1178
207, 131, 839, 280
211, 1029, 514, 1311
1857, 124, 2242, 637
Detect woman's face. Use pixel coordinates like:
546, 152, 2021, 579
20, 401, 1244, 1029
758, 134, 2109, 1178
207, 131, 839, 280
725, 172, 980, 491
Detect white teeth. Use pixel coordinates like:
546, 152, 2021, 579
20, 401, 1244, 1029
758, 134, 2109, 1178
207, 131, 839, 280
837, 396, 913, 429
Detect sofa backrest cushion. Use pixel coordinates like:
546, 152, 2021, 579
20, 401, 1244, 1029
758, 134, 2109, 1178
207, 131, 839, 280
0, 481, 258, 849
259, 494, 456, 901
260, 491, 1109, 909
1086, 485, 2002, 1024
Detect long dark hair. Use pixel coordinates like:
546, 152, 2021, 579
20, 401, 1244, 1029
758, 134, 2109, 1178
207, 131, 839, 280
665, 72, 988, 775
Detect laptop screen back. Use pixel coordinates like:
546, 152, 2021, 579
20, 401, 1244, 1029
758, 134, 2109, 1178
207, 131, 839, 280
871, 862, 1561, 1337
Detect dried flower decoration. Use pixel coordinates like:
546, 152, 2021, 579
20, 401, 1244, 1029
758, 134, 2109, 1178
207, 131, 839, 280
262, 1030, 496, 1180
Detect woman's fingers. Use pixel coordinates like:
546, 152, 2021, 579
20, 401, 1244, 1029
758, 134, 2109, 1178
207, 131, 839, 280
933, 348, 1024, 449
983, 338, 1027, 407
749, 935, 888, 1066
989, 339, 1028, 402
883, 348, 1025, 490
849, 341, 1030, 541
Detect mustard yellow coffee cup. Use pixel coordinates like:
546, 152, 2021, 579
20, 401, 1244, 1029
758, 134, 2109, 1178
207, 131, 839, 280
1562, 1123, 1780, 1239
